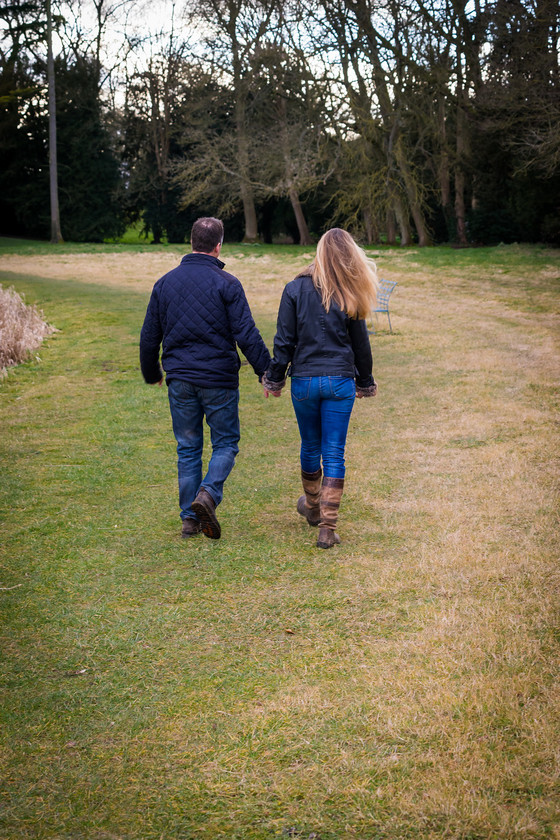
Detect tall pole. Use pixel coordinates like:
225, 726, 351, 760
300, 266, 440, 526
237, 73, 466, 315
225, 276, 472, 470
47, 0, 62, 243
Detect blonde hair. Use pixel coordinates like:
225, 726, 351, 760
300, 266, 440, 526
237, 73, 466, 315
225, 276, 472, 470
312, 228, 378, 319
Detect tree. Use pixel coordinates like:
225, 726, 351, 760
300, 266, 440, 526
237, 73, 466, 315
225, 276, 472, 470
1, 0, 126, 240
54, 55, 124, 241
0, 0, 49, 236
315, 0, 434, 245
182, 0, 280, 241
123, 41, 224, 243
467, 0, 560, 242
245, 39, 334, 244
46, 0, 62, 241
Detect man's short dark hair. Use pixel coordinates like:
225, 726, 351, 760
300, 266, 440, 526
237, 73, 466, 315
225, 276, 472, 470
191, 217, 224, 253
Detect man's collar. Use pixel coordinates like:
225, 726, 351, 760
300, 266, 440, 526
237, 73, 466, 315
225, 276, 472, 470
182, 252, 225, 270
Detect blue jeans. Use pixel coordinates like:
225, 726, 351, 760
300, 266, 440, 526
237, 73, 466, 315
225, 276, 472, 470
290, 376, 355, 479
167, 379, 240, 520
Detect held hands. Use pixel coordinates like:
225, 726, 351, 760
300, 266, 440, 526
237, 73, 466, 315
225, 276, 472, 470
261, 372, 285, 399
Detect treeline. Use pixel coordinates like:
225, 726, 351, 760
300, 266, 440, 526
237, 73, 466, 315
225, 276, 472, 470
1, 0, 559, 245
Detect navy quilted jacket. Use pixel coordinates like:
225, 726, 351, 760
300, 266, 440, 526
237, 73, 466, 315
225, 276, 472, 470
140, 253, 271, 389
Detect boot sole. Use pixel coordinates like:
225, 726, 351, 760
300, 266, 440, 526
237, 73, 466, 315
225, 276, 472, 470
181, 529, 202, 539
191, 499, 221, 540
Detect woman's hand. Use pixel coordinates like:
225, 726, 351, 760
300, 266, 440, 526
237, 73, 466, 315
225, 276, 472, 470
356, 382, 378, 398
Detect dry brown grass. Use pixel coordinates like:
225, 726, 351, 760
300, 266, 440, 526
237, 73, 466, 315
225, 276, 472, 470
0, 284, 56, 375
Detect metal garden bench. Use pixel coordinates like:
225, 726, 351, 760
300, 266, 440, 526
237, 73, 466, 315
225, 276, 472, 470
367, 279, 397, 334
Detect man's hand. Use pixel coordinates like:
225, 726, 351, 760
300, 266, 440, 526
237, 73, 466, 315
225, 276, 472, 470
263, 387, 281, 398
149, 379, 164, 386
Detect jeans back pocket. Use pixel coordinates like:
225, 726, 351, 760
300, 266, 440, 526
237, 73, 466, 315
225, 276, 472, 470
291, 377, 312, 401
330, 377, 356, 399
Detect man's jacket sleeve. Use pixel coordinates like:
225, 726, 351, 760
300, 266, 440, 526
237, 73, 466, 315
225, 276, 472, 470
139, 286, 165, 383
225, 282, 271, 376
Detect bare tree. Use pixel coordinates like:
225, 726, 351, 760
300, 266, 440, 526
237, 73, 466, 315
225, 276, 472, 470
247, 38, 335, 243
183, 0, 280, 241
314, 0, 433, 245
124, 24, 209, 242
46, 0, 62, 242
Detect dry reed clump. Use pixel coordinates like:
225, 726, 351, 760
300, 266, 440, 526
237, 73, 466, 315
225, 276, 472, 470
0, 284, 55, 376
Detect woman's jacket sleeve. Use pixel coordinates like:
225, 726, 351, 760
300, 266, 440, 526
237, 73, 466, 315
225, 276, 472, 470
347, 318, 375, 388
265, 285, 297, 383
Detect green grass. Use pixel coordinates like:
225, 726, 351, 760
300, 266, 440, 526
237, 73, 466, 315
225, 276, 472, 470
1, 245, 559, 839
0, 235, 313, 259
0, 235, 173, 255
1, 234, 557, 271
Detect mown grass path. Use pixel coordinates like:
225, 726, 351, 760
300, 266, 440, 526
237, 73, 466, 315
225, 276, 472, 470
1, 242, 559, 839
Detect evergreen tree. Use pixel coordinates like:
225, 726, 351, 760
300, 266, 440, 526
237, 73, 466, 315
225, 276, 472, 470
54, 55, 124, 241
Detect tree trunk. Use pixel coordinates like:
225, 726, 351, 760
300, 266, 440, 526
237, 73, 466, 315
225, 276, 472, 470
437, 95, 454, 240
410, 203, 431, 247
240, 180, 259, 242
455, 100, 468, 246
392, 194, 412, 246
363, 207, 378, 244
235, 88, 258, 242
386, 210, 397, 245
394, 143, 431, 246
454, 168, 468, 245
47, 0, 62, 243
288, 187, 313, 245
438, 95, 451, 209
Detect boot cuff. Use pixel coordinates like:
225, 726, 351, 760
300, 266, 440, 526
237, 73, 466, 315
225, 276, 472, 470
322, 476, 344, 489
302, 468, 322, 481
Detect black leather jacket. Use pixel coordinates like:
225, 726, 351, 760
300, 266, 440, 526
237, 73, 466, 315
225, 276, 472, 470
266, 273, 374, 388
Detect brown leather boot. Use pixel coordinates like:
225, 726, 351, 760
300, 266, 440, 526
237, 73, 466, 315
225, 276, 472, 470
191, 488, 221, 540
181, 518, 202, 538
317, 477, 344, 548
297, 468, 322, 527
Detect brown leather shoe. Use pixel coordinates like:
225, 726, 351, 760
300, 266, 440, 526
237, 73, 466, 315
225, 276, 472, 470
181, 518, 202, 538
191, 489, 221, 540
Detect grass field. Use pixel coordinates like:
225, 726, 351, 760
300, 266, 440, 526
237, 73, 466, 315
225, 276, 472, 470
1, 239, 559, 840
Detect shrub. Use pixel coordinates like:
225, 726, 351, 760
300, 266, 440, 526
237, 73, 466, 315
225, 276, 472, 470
0, 285, 55, 376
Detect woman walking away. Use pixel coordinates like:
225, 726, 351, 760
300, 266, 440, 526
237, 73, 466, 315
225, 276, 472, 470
262, 228, 379, 549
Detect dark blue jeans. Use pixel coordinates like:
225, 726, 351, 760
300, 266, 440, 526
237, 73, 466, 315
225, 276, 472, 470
290, 376, 355, 479
167, 379, 240, 521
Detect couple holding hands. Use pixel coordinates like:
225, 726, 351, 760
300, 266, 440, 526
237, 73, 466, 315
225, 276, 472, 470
140, 217, 378, 549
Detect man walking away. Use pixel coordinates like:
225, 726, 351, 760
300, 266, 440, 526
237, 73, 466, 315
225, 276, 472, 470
140, 217, 271, 540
